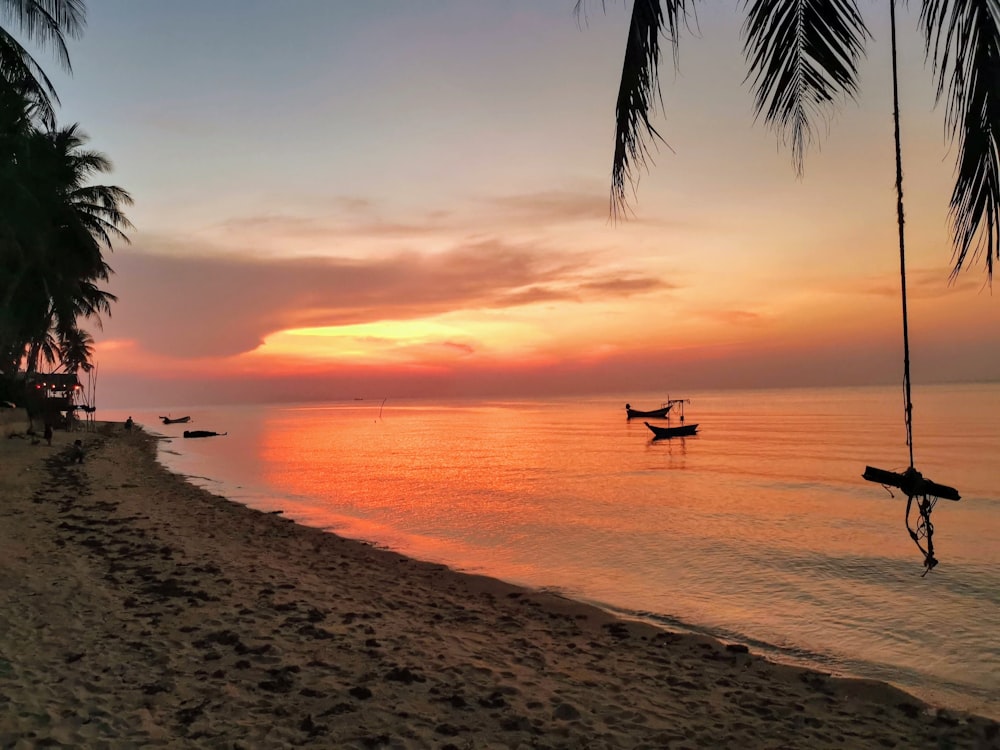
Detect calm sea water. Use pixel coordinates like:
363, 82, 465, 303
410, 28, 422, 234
105, 384, 999, 718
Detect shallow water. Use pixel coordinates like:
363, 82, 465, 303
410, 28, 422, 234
108, 384, 1000, 718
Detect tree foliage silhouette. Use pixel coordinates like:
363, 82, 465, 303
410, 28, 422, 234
1, 1, 132, 378
588, 0, 1000, 279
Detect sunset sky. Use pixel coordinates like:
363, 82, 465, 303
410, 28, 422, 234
43, 1, 999, 406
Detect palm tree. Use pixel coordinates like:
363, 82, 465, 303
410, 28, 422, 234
591, 0, 1000, 279
0, 0, 86, 127
0, 3, 111, 389
0, 0, 87, 373
56, 324, 94, 374
0, 119, 130, 376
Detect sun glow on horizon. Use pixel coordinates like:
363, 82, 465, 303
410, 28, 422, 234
254, 315, 551, 365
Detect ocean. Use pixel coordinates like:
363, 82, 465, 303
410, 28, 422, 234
103, 383, 1000, 719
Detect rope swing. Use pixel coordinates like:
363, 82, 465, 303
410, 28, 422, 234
861, 0, 960, 575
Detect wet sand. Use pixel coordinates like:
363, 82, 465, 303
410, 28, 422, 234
1, 425, 997, 748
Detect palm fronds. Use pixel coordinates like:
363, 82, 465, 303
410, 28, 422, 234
0, 27, 59, 125
0, 1, 86, 126
919, 0, 1000, 278
0, 0, 85, 71
609, 0, 698, 218
742, 0, 869, 176
0, 114, 130, 375
56, 324, 94, 373
599, 1, 998, 280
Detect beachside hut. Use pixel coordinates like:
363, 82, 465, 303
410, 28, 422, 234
24, 372, 82, 427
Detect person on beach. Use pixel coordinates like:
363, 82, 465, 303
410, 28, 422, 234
125, 416, 134, 431
43, 423, 53, 446
71, 439, 84, 464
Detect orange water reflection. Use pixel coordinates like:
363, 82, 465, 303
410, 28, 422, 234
149, 387, 1000, 719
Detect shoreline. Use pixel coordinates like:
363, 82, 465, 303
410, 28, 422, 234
1, 425, 997, 748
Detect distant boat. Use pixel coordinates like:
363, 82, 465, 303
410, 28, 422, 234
183, 430, 226, 438
160, 415, 191, 424
625, 402, 673, 419
644, 421, 699, 440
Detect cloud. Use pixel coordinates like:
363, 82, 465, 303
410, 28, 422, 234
485, 190, 611, 224
483, 189, 700, 231
100, 235, 672, 359
700, 309, 763, 325
333, 196, 376, 214
441, 340, 475, 355
200, 188, 689, 254
495, 285, 577, 306
212, 212, 451, 243
95, 324, 1000, 409
852, 267, 982, 299
579, 276, 676, 295
204, 189, 613, 250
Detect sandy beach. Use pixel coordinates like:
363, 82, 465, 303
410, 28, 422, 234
1, 425, 997, 749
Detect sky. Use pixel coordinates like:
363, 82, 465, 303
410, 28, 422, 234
35, 1, 1000, 406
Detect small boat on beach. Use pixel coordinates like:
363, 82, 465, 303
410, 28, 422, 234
644, 421, 699, 439
183, 430, 227, 438
625, 402, 673, 419
160, 416, 191, 425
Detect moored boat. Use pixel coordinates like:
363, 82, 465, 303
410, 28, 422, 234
644, 421, 699, 439
160, 416, 191, 424
625, 402, 673, 419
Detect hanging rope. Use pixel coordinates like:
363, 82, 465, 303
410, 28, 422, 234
862, 0, 960, 574
890, 0, 915, 471
907, 493, 938, 575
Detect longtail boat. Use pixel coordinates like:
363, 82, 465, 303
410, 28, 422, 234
625, 402, 673, 419
644, 421, 699, 439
